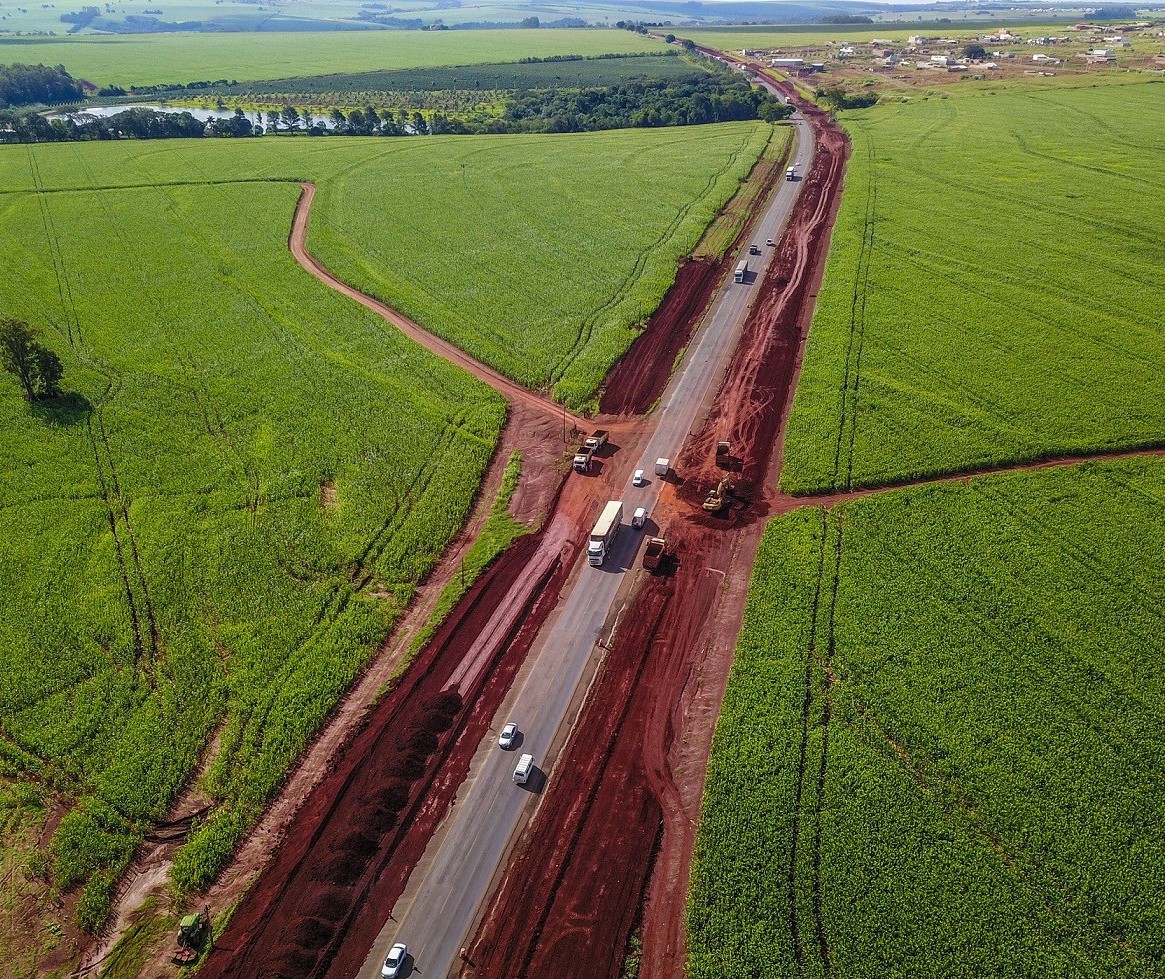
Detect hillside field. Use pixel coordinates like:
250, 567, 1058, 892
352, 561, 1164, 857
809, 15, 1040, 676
0, 29, 665, 88
0, 122, 764, 940
779, 80, 1165, 493
689, 457, 1165, 978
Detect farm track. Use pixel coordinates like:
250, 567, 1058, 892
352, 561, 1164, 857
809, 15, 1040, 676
288, 182, 588, 432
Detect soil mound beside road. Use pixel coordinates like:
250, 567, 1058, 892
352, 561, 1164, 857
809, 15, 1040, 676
600, 256, 724, 415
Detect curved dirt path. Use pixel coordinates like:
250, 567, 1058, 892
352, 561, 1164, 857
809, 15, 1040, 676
289, 182, 588, 431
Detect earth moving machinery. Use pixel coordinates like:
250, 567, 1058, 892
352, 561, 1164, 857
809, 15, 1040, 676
716, 440, 731, 457
588, 500, 624, 566
585, 429, 609, 451
173, 909, 209, 966
572, 446, 593, 473
703, 474, 735, 513
643, 537, 668, 572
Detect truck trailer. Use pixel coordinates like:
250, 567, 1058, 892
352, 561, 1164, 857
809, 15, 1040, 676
734, 260, 748, 283
588, 500, 624, 566
585, 429, 609, 451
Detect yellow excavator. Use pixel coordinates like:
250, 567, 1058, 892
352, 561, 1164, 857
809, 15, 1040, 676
703, 474, 735, 512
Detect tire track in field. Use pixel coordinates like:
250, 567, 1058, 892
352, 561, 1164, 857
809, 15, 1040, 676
830, 142, 876, 493
70, 151, 170, 682
810, 511, 843, 976
786, 508, 830, 973
25, 148, 154, 682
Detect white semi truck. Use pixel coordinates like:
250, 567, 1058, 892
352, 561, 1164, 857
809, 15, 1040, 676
588, 500, 624, 567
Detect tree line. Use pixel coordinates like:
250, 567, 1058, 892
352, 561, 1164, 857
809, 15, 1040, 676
2, 75, 791, 143
0, 63, 85, 109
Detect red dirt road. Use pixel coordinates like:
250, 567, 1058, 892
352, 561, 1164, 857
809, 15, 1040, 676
466, 95, 852, 979
289, 183, 587, 432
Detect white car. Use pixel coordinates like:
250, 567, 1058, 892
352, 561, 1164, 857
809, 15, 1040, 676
766, 237, 775, 246
632, 469, 647, 486
382, 942, 408, 978
498, 722, 518, 749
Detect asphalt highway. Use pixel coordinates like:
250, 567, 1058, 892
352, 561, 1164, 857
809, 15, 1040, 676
357, 112, 815, 979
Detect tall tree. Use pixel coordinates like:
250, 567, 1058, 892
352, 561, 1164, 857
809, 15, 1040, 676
1, 318, 64, 401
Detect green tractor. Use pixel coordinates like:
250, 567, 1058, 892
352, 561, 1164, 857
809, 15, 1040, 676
173, 909, 210, 966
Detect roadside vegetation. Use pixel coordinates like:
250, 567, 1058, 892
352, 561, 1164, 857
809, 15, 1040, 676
780, 81, 1165, 493
689, 457, 1165, 978
0, 121, 766, 937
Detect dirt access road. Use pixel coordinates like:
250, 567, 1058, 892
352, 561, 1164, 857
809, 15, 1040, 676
289, 183, 588, 432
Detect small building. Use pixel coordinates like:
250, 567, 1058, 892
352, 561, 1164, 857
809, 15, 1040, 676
930, 54, 950, 65
770, 57, 804, 69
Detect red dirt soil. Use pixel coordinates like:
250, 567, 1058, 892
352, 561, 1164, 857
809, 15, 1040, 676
465, 93, 852, 979
599, 257, 724, 416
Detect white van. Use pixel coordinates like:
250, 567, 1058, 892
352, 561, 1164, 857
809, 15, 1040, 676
513, 753, 535, 784
632, 507, 647, 529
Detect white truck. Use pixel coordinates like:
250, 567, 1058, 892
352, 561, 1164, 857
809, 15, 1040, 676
588, 500, 623, 567
734, 260, 748, 283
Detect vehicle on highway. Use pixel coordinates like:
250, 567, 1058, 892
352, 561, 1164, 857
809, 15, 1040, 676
498, 722, 518, 749
588, 500, 623, 566
632, 507, 647, 529
766, 237, 775, 246
749, 243, 761, 255
382, 942, 408, 978
513, 753, 535, 785
632, 468, 647, 486
734, 259, 748, 283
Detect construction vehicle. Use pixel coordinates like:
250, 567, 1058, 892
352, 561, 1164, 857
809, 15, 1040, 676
716, 440, 731, 456
643, 537, 668, 572
173, 909, 209, 966
572, 446, 593, 473
588, 500, 624, 566
703, 474, 735, 513
584, 429, 609, 452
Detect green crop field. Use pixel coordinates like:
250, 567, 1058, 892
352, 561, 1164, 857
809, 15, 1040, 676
0, 28, 665, 88
0, 125, 768, 410
689, 457, 1165, 978
0, 123, 763, 928
779, 81, 1165, 494
0, 173, 505, 927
